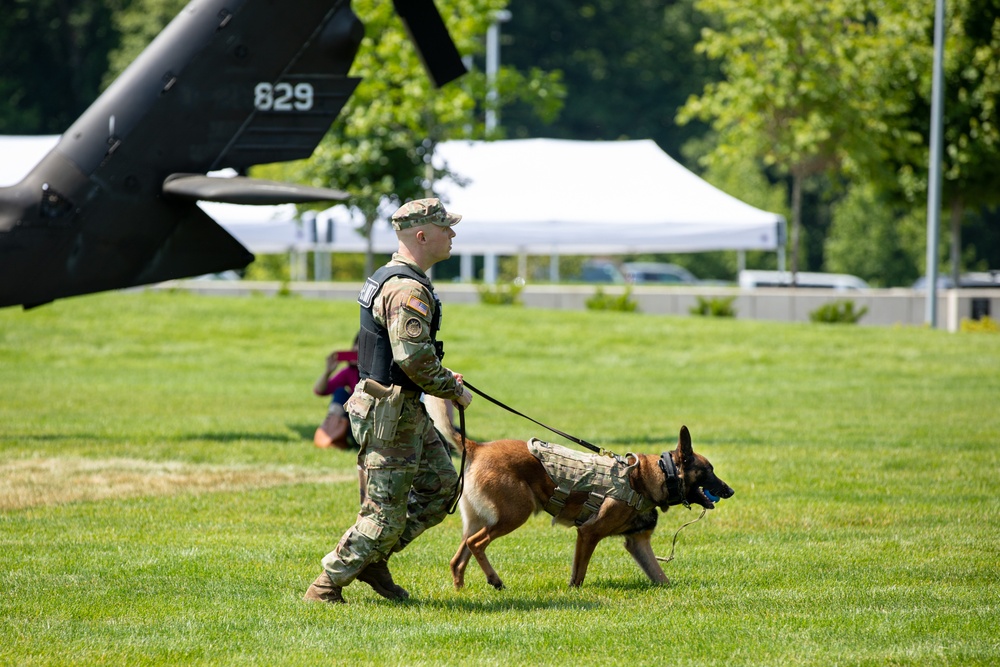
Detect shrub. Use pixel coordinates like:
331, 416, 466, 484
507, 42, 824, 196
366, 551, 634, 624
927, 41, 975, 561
809, 300, 868, 324
689, 295, 737, 318
244, 253, 290, 281
477, 282, 523, 306
585, 287, 638, 312
960, 316, 999, 333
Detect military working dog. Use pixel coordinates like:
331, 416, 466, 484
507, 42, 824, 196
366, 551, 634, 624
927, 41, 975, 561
427, 397, 734, 589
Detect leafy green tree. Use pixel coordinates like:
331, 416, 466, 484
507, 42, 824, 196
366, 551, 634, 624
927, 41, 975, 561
678, 0, 928, 280
824, 182, 925, 286
501, 0, 720, 162
103, 0, 186, 84
0, 0, 124, 133
273, 0, 564, 275
909, 0, 1000, 282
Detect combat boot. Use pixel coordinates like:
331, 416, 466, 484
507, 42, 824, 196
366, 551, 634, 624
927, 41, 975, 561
303, 571, 345, 603
357, 558, 409, 600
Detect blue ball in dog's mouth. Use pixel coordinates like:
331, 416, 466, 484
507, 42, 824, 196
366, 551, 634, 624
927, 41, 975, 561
703, 488, 720, 503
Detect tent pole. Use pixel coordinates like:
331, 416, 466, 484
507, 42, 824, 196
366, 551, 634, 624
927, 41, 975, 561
484, 253, 498, 284
460, 254, 473, 282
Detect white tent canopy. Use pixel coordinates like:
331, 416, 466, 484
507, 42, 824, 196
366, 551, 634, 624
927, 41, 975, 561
2, 136, 785, 265
432, 139, 784, 255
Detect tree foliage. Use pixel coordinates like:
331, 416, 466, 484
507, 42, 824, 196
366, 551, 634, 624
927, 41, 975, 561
681, 0, 1000, 282
824, 182, 926, 286
268, 0, 564, 274
912, 0, 1000, 282
937, 0, 1000, 210
5, 0, 997, 286
501, 0, 719, 161
678, 0, 931, 277
0, 0, 123, 133
104, 0, 187, 84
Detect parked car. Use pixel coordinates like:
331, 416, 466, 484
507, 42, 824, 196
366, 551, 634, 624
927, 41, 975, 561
738, 270, 869, 291
622, 262, 699, 285
578, 260, 626, 283
191, 270, 243, 281
911, 271, 1000, 290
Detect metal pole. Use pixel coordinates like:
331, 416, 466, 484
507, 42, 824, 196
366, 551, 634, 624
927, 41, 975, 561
485, 10, 511, 134
925, 0, 946, 327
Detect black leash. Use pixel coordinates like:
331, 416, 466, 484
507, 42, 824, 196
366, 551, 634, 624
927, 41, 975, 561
462, 380, 620, 460
447, 404, 467, 515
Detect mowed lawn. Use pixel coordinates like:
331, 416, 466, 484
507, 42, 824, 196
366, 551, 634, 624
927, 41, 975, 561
1, 290, 998, 666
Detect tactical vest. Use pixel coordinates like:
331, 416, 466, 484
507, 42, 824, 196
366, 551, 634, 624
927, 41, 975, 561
356, 264, 442, 393
527, 438, 656, 526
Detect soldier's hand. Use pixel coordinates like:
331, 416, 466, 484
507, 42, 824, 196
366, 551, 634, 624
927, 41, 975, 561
454, 386, 473, 408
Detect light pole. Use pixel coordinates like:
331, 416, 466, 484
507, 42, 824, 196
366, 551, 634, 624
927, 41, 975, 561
924, 0, 946, 327
485, 9, 512, 135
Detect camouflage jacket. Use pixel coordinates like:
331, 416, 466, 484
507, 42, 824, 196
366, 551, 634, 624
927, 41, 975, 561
368, 254, 463, 401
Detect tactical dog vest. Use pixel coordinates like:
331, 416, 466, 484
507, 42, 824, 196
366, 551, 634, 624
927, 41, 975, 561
356, 264, 442, 393
527, 438, 656, 526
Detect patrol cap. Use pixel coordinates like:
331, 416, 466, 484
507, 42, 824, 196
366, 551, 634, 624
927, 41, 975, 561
390, 198, 461, 230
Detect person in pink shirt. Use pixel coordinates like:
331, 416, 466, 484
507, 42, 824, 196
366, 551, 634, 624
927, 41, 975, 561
313, 338, 360, 449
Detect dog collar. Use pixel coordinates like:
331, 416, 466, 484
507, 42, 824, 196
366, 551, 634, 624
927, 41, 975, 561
658, 451, 688, 507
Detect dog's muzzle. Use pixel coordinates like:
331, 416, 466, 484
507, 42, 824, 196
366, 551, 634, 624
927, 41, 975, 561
703, 479, 734, 505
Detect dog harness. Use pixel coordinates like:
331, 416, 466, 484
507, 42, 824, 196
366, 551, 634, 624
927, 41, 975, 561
527, 438, 656, 526
356, 264, 442, 393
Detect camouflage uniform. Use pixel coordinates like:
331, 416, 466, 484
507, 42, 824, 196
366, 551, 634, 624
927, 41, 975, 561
319, 201, 465, 593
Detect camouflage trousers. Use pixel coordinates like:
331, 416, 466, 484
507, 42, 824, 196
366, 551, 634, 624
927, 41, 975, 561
321, 392, 458, 587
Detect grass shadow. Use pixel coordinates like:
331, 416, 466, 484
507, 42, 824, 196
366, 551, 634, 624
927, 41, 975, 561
179, 431, 301, 443
288, 422, 320, 441
418, 594, 603, 613
581, 576, 674, 593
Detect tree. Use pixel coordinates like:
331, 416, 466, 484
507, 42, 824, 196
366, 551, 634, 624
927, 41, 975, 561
104, 0, 186, 84
501, 0, 720, 163
271, 0, 564, 276
824, 181, 925, 286
678, 0, 929, 280
922, 0, 1000, 283
0, 0, 123, 134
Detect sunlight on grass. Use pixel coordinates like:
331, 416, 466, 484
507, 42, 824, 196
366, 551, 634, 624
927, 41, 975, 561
2, 291, 998, 666
0, 456, 351, 510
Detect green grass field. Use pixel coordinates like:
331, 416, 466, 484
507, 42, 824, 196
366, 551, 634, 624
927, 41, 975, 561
2, 290, 998, 666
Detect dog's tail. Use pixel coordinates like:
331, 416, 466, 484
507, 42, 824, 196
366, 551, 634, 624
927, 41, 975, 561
426, 395, 468, 454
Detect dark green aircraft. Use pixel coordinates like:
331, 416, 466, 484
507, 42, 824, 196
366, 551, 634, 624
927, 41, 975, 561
0, 0, 465, 309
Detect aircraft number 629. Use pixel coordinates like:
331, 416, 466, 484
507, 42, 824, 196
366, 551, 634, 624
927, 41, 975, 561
254, 82, 314, 111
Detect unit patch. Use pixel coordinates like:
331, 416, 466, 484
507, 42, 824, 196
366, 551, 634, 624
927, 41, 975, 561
404, 317, 424, 338
405, 295, 430, 317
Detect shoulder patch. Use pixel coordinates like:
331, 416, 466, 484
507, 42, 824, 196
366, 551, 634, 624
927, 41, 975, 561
404, 295, 430, 317
357, 277, 380, 308
405, 317, 424, 338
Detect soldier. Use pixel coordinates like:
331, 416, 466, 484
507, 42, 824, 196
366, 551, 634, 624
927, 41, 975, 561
304, 198, 474, 604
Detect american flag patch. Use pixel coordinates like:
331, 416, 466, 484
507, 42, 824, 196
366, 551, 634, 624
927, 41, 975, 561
405, 295, 430, 317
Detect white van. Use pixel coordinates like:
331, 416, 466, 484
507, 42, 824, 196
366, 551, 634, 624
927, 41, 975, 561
739, 270, 869, 291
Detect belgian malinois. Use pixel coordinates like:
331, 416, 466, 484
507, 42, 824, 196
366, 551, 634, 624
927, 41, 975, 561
427, 397, 734, 589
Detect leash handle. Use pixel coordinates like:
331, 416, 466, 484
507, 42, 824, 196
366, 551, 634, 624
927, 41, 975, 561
462, 380, 611, 458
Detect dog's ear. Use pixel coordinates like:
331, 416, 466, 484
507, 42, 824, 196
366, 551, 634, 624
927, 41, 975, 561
676, 425, 694, 465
